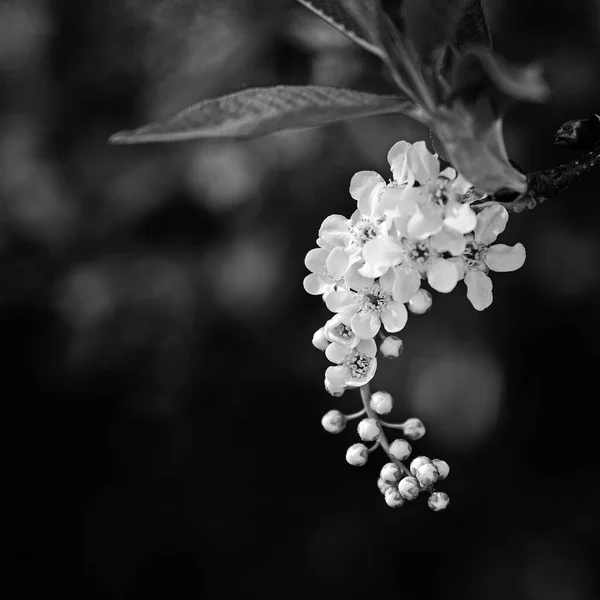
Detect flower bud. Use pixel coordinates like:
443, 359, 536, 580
428, 492, 450, 512
379, 335, 403, 358
408, 289, 432, 315
377, 477, 392, 495
312, 327, 329, 351
369, 390, 393, 415
321, 410, 346, 434
384, 487, 405, 508
397, 476, 420, 500
357, 418, 381, 442
324, 377, 345, 397
380, 462, 402, 486
410, 456, 432, 476
346, 443, 368, 466
416, 463, 439, 487
388, 438, 412, 461
403, 418, 426, 440
432, 459, 450, 480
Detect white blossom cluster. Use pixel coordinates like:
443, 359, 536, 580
305, 140, 525, 392
307, 141, 526, 509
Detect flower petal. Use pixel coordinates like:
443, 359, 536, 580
325, 365, 347, 388
474, 205, 508, 245
362, 236, 404, 275
443, 202, 477, 234
407, 204, 443, 240
407, 141, 439, 185
381, 301, 408, 332
325, 342, 351, 364
379, 185, 418, 219
304, 247, 329, 273
391, 266, 422, 303
485, 243, 526, 272
450, 172, 473, 195
326, 246, 350, 279
319, 214, 352, 247
426, 258, 459, 293
387, 141, 412, 183
344, 261, 374, 291
447, 257, 466, 280
430, 229, 467, 256
351, 311, 381, 339
357, 337, 377, 357
349, 170, 385, 219
325, 290, 359, 313
303, 273, 333, 295
465, 269, 493, 311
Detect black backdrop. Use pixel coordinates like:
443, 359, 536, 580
3, 1, 600, 598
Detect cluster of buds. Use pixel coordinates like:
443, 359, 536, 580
308, 140, 523, 509
322, 389, 449, 511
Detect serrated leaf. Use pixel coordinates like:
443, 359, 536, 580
403, 0, 470, 62
295, 0, 384, 58
109, 85, 426, 144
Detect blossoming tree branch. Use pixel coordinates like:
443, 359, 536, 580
109, 0, 600, 510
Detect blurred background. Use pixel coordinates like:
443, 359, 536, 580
2, 0, 600, 598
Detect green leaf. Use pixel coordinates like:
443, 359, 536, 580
109, 85, 426, 144
295, 0, 384, 58
403, 0, 470, 62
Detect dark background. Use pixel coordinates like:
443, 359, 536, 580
2, 1, 600, 598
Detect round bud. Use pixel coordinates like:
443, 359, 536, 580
428, 491, 450, 512
321, 410, 346, 434
380, 462, 402, 486
416, 463, 439, 487
408, 289, 432, 315
388, 438, 412, 461
357, 418, 381, 442
369, 391, 393, 415
432, 459, 450, 480
384, 487, 405, 508
379, 335, 403, 359
346, 443, 369, 466
397, 476, 421, 501
403, 418, 426, 440
377, 477, 392, 495
410, 456, 432, 476
312, 327, 329, 351
324, 378, 345, 397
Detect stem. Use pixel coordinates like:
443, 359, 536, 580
343, 408, 366, 421
359, 384, 411, 477
378, 420, 405, 430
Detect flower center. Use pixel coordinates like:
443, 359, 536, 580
346, 352, 371, 379
360, 288, 388, 313
463, 242, 487, 270
350, 218, 378, 246
403, 240, 430, 266
331, 322, 353, 340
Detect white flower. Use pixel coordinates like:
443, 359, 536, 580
357, 417, 381, 442
397, 476, 421, 500
321, 410, 346, 434
408, 289, 433, 314
432, 459, 450, 480
416, 463, 439, 487
380, 462, 402, 485
346, 443, 369, 466
428, 492, 450, 511
324, 338, 378, 388
403, 418, 426, 440
323, 314, 359, 348
384, 487, 406, 508
369, 390, 393, 415
410, 456, 432, 476
378, 477, 393, 495
458, 205, 526, 311
325, 281, 408, 339
388, 439, 412, 461
379, 335, 403, 358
